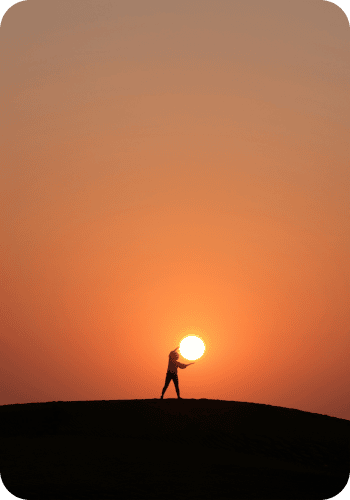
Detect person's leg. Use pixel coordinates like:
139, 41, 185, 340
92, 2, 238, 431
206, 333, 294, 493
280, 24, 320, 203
173, 373, 181, 399
161, 372, 172, 399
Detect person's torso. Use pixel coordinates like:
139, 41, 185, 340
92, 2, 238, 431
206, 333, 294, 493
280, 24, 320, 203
168, 352, 187, 373
167, 357, 178, 374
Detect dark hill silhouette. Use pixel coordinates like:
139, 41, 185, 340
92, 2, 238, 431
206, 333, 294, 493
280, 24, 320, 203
0, 399, 349, 499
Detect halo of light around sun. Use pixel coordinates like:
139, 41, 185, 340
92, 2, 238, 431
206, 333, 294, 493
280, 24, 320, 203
179, 335, 206, 361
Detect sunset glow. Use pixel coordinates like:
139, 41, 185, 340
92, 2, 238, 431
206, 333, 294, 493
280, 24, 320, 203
0, 0, 349, 420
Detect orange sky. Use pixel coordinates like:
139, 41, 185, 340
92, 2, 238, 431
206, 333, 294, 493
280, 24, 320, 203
1, 0, 349, 420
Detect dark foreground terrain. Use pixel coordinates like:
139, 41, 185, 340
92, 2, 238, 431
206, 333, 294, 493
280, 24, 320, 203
0, 399, 349, 499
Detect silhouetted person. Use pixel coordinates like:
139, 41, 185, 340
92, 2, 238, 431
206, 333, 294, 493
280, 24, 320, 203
160, 346, 194, 399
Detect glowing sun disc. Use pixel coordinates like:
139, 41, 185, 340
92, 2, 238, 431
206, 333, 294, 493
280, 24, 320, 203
179, 335, 205, 360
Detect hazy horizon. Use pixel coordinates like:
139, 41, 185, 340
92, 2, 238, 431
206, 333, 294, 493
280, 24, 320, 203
1, 0, 349, 420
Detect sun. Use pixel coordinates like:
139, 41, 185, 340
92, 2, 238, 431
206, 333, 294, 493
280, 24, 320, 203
179, 335, 206, 361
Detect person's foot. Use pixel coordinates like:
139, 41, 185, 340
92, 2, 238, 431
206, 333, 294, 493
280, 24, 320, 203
177, 396, 182, 399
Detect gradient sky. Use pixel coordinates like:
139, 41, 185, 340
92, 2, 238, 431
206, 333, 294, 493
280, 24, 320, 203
1, 0, 349, 420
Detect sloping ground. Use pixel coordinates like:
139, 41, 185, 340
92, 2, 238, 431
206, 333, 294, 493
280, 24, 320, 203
0, 399, 349, 499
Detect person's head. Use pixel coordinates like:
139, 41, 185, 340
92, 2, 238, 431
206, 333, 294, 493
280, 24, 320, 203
170, 351, 179, 360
